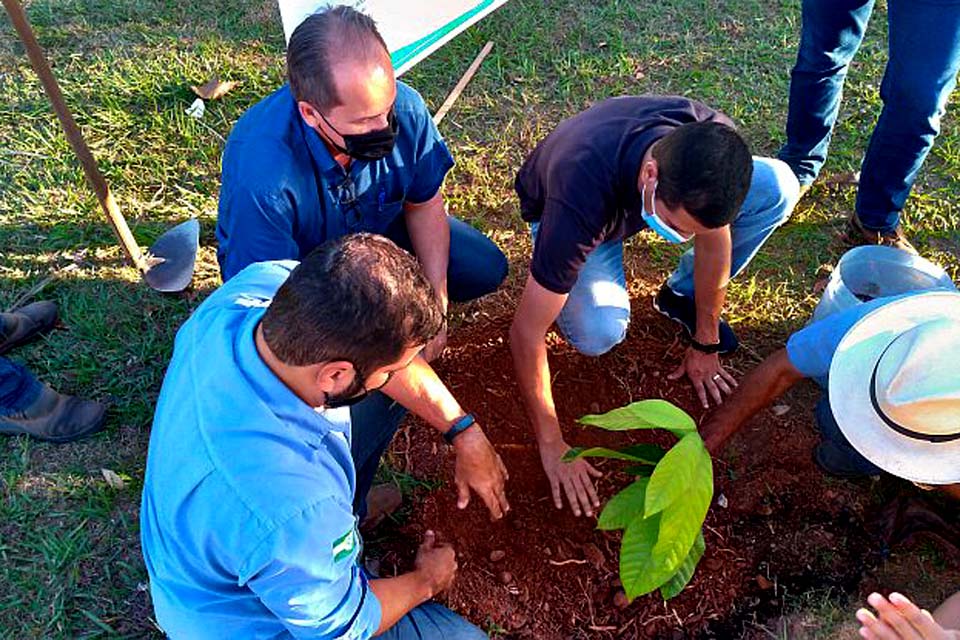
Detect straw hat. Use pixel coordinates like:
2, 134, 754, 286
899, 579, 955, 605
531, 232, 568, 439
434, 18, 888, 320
828, 291, 960, 485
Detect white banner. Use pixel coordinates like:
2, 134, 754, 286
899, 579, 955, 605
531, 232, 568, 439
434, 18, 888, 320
278, 1, 508, 75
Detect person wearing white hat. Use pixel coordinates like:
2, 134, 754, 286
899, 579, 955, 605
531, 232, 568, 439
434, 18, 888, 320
701, 289, 960, 496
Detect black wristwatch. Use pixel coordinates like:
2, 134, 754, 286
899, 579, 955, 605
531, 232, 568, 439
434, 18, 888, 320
689, 337, 723, 354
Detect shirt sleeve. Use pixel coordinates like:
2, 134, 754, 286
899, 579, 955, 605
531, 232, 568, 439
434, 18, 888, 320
216, 141, 303, 282
241, 499, 382, 640
399, 86, 455, 205
785, 294, 913, 379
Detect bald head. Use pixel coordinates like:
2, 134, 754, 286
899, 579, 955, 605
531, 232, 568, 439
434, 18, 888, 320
287, 5, 391, 112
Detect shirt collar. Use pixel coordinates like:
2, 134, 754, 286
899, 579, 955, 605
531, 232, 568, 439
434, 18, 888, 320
234, 308, 339, 448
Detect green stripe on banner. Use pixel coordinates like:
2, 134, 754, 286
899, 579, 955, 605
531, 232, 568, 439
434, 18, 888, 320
390, 0, 495, 71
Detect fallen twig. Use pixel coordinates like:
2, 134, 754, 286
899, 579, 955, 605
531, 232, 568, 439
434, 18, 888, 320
548, 558, 588, 566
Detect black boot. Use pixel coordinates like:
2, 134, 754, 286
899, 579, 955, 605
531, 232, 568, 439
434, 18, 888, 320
0, 385, 106, 443
0, 302, 58, 355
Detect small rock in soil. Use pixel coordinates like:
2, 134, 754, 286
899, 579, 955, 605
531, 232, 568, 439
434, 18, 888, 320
613, 590, 630, 609
500, 571, 514, 585
489, 549, 506, 563
756, 574, 774, 590
589, 402, 600, 414
581, 542, 605, 568
772, 404, 791, 416
717, 493, 729, 509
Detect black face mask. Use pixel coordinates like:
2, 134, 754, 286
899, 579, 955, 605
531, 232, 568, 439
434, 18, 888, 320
323, 365, 394, 409
319, 109, 398, 162
324, 375, 370, 408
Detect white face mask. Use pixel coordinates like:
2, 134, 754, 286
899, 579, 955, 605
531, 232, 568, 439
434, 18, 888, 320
641, 182, 692, 244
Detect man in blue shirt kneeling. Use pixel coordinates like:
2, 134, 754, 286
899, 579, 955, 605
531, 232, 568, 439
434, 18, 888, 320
216, 5, 508, 362
141, 234, 500, 639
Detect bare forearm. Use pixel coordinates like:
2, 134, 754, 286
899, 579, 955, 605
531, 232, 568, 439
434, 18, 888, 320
693, 230, 731, 342
702, 349, 804, 452
370, 572, 433, 635
934, 591, 960, 629
405, 198, 450, 308
382, 357, 464, 432
509, 321, 562, 445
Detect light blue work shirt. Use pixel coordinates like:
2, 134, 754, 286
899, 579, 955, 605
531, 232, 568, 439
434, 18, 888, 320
785, 293, 917, 383
140, 261, 381, 639
216, 81, 455, 281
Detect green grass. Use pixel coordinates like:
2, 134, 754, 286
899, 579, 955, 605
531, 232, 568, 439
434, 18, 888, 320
0, 0, 958, 637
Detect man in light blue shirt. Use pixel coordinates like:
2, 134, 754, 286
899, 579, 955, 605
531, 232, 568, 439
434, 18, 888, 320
701, 290, 960, 500
141, 234, 499, 638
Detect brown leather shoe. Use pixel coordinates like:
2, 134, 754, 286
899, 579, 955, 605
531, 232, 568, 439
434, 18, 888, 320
360, 484, 403, 532
842, 213, 918, 255
0, 385, 106, 443
0, 301, 58, 355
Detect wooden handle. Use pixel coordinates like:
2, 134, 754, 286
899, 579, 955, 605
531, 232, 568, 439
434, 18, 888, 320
2, 0, 146, 270
433, 41, 494, 126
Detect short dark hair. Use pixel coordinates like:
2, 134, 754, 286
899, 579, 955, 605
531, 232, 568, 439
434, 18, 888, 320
651, 121, 753, 228
287, 5, 390, 112
261, 234, 445, 373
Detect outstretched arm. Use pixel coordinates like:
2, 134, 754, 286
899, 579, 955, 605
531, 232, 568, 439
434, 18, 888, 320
510, 274, 602, 517
700, 348, 805, 454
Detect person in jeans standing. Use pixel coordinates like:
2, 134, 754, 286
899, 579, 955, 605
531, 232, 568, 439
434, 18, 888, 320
778, 0, 960, 253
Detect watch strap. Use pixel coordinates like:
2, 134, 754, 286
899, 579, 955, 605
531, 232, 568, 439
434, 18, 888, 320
443, 413, 476, 444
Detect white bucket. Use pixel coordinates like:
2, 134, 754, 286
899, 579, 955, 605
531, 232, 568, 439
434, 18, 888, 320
812, 246, 956, 323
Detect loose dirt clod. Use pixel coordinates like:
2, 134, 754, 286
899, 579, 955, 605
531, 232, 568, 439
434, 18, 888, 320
581, 542, 605, 568
499, 571, 513, 585
489, 549, 506, 563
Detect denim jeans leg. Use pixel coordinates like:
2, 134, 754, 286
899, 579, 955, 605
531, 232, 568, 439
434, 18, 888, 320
384, 215, 508, 303
778, 0, 875, 184
855, 0, 960, 232
0, 357, 43, 416
379, 601, 488, 640
530, 223, 630, 357
349, 391, 407, 518
814, 396, 883, 474
666, 158, 799, 298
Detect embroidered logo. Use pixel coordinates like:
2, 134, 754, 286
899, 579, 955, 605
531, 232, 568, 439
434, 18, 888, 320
332, 528, 358, 562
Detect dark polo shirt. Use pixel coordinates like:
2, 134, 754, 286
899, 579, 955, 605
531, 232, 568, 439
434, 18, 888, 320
515, 95, 732, 294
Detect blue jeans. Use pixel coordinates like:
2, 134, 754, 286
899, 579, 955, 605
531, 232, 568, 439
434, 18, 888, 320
385, 215, 508, 303
814, 396, 882, 475
532, 157, 799, 356
379, 602, 487, 640
0, 357, 42, 416
349, 397, 487, 639
778, 0, 960, 233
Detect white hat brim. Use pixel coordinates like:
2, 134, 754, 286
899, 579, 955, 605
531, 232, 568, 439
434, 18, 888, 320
828, 291, 960, 485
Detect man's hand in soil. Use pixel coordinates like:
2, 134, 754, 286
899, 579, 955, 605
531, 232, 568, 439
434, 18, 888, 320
453, 425, 511, 520
857, 592, 960, 640
538, 438, 602, 517
669, 347, 738, 409
414, 530, 458, 598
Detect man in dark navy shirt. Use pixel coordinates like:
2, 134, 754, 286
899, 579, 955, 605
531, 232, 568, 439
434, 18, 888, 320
216, 6, 508, 362
509, 96, 800, 517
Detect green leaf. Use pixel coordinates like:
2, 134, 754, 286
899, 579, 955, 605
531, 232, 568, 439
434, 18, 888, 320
648, 442, 713, 578
598, 478, 649, 531
659, 530, 706, 600
620, 444, 666, 464
620, 512, 675, 600
578, 400, 696, 437
645, 433, 709, 517
563, 446, 661, 464
624, 465, 654, 477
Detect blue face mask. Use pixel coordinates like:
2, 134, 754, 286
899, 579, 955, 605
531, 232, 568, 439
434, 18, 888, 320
641, 182, 692, 244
